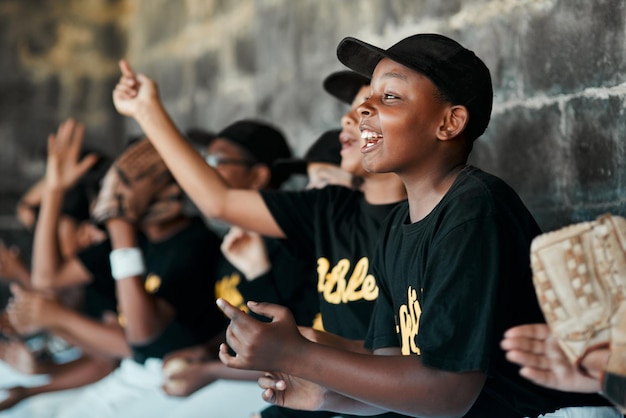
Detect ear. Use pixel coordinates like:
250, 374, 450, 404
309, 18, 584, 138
437, 105, 469, 141
248, 164, 271, 190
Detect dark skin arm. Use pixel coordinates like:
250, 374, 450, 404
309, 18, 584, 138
217, 299, 485, 417
106, 218, 175, 345
7, 284, 130, 359
31, 118, 99, 291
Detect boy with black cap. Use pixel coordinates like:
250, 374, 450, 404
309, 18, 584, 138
211, 34, 619, 417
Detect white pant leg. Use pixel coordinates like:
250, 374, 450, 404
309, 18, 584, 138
163, 380, 270, 418
537, 406, 623, 418
56, 358, 165, 418
0, 386, 86, 418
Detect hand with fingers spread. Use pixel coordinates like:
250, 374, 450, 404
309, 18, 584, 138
46, 118, 99, 192
221, 226, 271, 280
216, 298, 306, 373
257, 372, 327, 411
501, 323, 603, 393
112, 60, 160, 118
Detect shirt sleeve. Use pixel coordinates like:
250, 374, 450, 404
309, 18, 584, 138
259, 188, 326, 258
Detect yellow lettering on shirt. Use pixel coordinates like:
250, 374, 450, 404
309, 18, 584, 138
396, 286, 421, 355
144, 274, 162, 294
312, 313, 325, 331
214, 273, 248, 313
317, 257, 379, 304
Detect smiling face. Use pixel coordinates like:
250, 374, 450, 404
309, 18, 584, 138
357, 58, 452, 176
339, 85, 370, 177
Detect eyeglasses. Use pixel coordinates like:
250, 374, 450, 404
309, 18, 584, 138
203, 153, 256, 168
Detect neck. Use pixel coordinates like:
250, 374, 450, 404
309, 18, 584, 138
402, 161, 467, 223
360, 172, 407, 205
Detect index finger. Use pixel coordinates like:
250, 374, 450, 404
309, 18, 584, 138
119, 60, 136, 78
216, 298, 247, 322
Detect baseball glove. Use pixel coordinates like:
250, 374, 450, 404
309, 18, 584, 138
91, 138, 174, 224
140, 182, 184, 226
530, 214, 626, 368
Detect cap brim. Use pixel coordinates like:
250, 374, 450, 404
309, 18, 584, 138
337, 37, 387, 77
323, 71, 370, 105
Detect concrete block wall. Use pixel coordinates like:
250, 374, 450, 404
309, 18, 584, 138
0, 0, 624, 260
0, 0, 131, 266
124, 0, 626, 232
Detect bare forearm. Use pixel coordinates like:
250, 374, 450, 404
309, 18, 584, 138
115, 278, 173, 344
132, 100, 284, 237
107, 219, 173, 344
30, 187, 65, 289
283, 343, 483, 417
204, 361, 264, 381
134, 100, 231, 220
47, 308, 130, 359
24, 356, 117, 397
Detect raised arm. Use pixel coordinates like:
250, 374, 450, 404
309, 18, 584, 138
112, 60, 284, 238
31, 119, 99, 290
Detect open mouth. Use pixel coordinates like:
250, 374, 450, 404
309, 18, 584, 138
360, 130, 383, 152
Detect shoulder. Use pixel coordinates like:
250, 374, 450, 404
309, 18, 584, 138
436, 166, 540, 237
445, 167, 529, 215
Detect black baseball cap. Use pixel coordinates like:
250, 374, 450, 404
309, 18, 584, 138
323, 71, 371, 105
274, 129, 342, 175
185, 128, 217, 148
336, 33, 493, 141
216, 119, 292, 188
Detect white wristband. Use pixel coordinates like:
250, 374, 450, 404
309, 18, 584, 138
109, 247, 146, 280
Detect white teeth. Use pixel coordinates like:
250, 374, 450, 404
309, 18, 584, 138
360, 130, 383, 140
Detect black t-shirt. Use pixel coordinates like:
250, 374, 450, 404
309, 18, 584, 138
79, 217, 225, 361
76, 239, 118, 319
215, 236, 319, 327
367, 166, 610, 417
262, 186, 412, 418
261, 186, 404, 340
130, 217, 226, 361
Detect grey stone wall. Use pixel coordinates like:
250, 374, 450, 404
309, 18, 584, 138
0, 0, 130, 260
124, 0, 626, 232
0, 0, 624, 260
